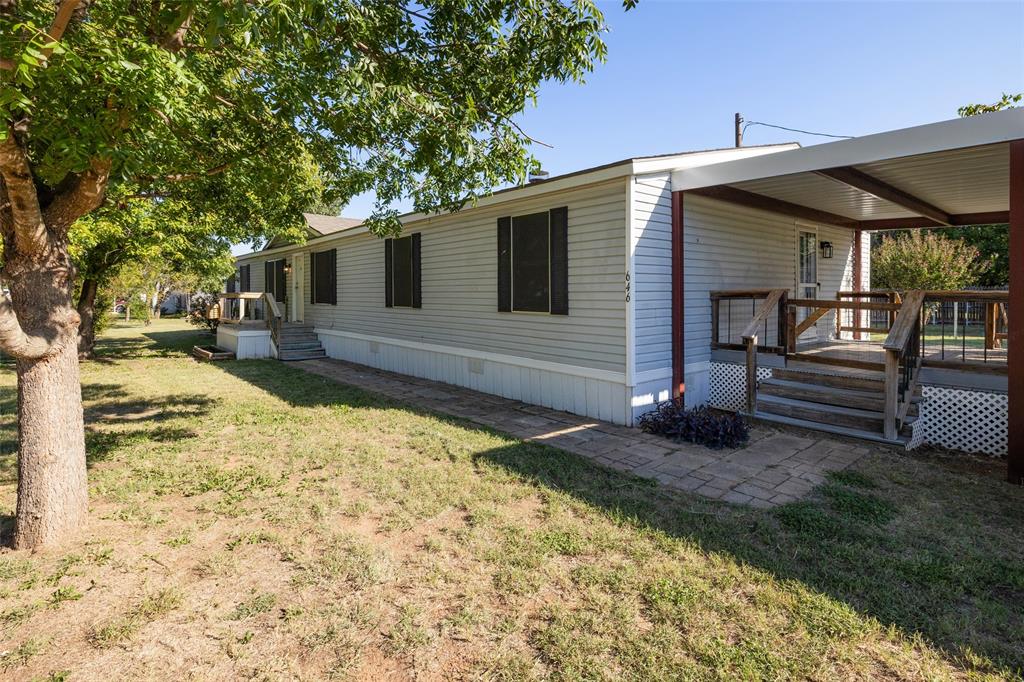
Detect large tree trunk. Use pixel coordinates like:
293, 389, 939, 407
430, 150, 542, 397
9, 256, 88, 550
77, 278, 99, 358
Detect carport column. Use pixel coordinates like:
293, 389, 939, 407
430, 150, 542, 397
1009, 140, 1024, 485
671, 190, 685, 400
853, 230, 863, 340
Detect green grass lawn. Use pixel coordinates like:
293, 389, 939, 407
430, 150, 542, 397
0, 319, 1022, 680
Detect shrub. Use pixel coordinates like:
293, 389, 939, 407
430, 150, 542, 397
637, 401, 749, 449
186, 293, 220, 332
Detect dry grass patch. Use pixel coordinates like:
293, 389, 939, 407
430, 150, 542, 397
0, 320, 1020, 680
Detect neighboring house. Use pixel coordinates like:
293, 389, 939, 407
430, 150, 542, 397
222, 109, 1021, 473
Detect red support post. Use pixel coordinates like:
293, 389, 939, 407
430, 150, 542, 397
671, 190, 685, 400
1008, 139, 1024, 485
853, 229, 863, 340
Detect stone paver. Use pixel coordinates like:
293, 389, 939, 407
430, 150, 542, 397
294, 358, 882, 508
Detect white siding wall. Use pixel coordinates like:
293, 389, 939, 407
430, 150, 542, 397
236, 179, 632, 424
629, 173, 674, 420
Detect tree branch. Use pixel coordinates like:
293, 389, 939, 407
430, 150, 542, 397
159, 8, 193, 52
0, 129, 47, 255
42, 157, 112, 232
0, 292, 61, 360
40, 0, 84, 61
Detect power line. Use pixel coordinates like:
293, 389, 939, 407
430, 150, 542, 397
742, 120, 854, 140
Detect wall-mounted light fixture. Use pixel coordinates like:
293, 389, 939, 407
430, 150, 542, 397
283, 262, 293, 275
819, 241, 834, 259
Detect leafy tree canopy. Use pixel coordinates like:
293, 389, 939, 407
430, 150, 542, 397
958, 92, 1023, 117
2, 0, 617, 237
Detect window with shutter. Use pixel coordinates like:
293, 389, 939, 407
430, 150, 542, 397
386, 234, 421, 308
311, 249, 336, 305
497, 208, 568, 314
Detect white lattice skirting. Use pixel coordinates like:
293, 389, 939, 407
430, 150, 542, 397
708, 362, 772, 412
918, 386, 1007, 456
708, 362, 1007, 456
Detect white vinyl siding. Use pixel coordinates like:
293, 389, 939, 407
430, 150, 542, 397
237, 180, 628, 373
631, 172, 674, 375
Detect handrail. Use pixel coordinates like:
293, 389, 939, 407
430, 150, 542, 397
218, 292, 284, 355
881, 290, 925, 440
741, 288, 788, 414
740, 289, 788, 342
882, 290, 925, 351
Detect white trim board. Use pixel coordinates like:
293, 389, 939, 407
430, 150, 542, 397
313, 328, 627, 384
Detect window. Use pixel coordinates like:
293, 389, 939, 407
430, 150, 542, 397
264, 259, 286, 303
385, 233, 421, 308
497, 207, 568, 315
310, 249, 337, 305
238, 264, 251, 292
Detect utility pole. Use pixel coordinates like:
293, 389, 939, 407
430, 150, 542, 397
735, 112, 743, 147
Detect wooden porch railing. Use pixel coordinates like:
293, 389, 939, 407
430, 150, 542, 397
739, 289, 788, 413
881, 290, 925, 440
219, 292, 284, 351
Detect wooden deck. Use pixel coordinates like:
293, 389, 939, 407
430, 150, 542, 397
793, 339, 1008, 371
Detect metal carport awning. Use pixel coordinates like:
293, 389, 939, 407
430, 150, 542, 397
666, 107, 1023, 482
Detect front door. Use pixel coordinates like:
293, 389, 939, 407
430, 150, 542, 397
290, 256, 304, 322
796, 228, 819, 344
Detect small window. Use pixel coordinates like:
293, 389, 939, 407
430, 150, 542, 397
311, 249, 336, 305
385, 233, 421, 308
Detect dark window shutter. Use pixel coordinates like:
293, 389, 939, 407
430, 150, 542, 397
497, 217, 512, 312
264, 261, 273, 294
384, 238, 393, 307
411, 233, 422, 309
549, 206, 569, 315
309, 253, 317, 304
242, 265, 250, 292
328, 249, 337, 305
226, 273, 237, 293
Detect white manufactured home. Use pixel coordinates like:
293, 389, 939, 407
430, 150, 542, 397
223, 109, 1022, 478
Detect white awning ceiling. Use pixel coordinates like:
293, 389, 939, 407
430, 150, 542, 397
671, 108, 1021, 226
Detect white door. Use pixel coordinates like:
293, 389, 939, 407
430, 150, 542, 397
796, 228, 819, 344
291, 256, 304, 322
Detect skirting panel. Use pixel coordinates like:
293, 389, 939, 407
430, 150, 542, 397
708, 361, 772, 412
316, 331, 630, 425
216, 327, 274, 360
918, 385, 1007, 456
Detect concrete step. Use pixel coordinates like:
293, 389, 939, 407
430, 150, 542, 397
756, 394, 914, 438
751, 411, 910, 448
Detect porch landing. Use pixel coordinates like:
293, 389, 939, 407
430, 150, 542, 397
293, 357, 879, 508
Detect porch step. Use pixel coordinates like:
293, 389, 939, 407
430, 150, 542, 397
751, 411, 910, 447
772, 366, 886, 392
278, 349, 327, 361
756, 394, 915, 439
760, 377, 919, 417
276, 323, 325, 361
277, 340, 323, 351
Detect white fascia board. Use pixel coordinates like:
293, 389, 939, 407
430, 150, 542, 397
672, 107, 1024, 191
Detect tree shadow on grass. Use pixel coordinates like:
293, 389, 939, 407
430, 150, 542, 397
211, 357, 1024, 677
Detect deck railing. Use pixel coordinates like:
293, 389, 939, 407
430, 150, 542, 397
882, 291, 926, 440
710, 289, 789, 354
219, 292, 284, 351
919, 290, 1009, 371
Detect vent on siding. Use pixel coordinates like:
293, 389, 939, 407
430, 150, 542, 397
369, 341, 380, 354
468, 357, 484, 375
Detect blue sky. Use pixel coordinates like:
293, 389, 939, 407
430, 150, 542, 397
279, 1, 1024, 241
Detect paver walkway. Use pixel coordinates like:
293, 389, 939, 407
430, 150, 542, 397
295, 358, 879, 508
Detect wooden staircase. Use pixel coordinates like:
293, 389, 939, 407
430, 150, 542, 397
753, 365, 921, 446
276, 323, 326, 361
